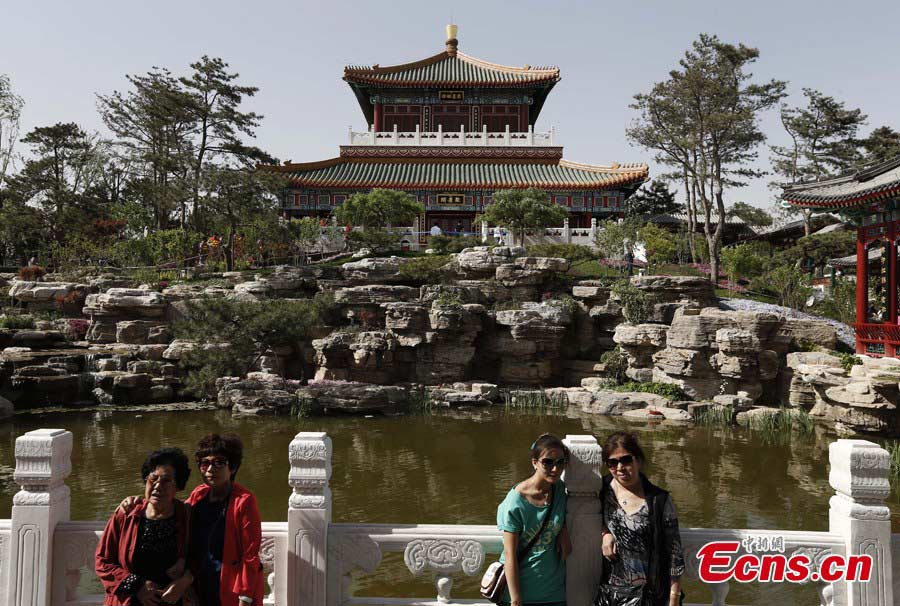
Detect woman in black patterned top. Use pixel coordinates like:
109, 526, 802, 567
96, 448, 193, 606
596, 432, 684, 606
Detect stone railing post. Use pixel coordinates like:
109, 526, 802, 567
287, 432, 332, 606
829, 439, 893, 606
7, 429, 72, 606
589, 217, 598, 244
481, 221, 489, 243
563, 435, 603, 606
563, 218, 571, 244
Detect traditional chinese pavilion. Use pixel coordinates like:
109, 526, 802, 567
782, 156, 900, 357
273, 25, 649, 239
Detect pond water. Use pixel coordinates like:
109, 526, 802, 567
1, 406, 898, 604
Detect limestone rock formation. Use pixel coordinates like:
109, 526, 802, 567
341, 256, 411, 284
8, 281, 89, 311
495, 256, 569, 287
297, 381, 409, 414
454, 246, 525, 278
623, 275, 717, 323
84, 289, 168, 318
218, 379, 297, 415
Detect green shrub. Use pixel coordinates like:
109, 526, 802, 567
600, 347, 628, 385
433, 292, 463, 310
614, 381, 687, 400
0, 315, 35, 329
398, 255, 452, 282
174, 293, 335, 396
639, 224, 678, 266
348, 229, 400, 252
493, 299, 523, 311
721, 243, 767, 292
611, 280, 649, 324
544, 294, 581, 317
753, 265, 812, 310
838, 352, 863, 374
429, 235, 484, 254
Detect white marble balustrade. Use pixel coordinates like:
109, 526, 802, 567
0, 430, 896, 606
347, 125, 555, 148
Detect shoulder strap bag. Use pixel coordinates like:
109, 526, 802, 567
480, 487, 557, 605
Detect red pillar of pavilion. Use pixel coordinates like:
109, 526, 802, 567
373, 103, 382, 132
856, 232, 868, 354
889, 222, 898, 356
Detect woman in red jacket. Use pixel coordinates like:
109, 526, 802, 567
96, 448, 194, 606
188, 434, 264, 606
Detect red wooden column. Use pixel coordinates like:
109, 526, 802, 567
856, 230, 868, 354
890, 222, 898, 356
373, 103, 382, 132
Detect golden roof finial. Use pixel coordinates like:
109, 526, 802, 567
446, 24, 458, 55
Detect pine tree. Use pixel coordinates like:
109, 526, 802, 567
770, 88, 866, 235
629, 34, 785, 282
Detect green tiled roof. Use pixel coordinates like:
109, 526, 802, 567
783, 156, 900, 208
278, 159, 648, 190
344, 51, 559, 87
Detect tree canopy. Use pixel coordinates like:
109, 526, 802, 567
628, 34, 786, 282
624, 180, 681, 217
860, 126, 900, 165
770, 88, 866, 235
333, 188, 423, 230
727, 202, 773, 229
479, 188, 567, 246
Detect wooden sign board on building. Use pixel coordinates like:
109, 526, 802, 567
439, 91, 464, 101
436, 193, 465, 205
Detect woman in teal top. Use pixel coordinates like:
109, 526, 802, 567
496, 434, 571, 606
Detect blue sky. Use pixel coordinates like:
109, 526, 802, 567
3, 0, 899, 210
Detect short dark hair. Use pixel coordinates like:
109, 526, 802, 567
530, 433, 570, 461
141, 448, 190, 490
195, 434, 244, 479
602, 432, 646, 466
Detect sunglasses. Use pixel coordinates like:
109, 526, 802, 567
539, 457, 567, 470
198, 457, 229, 471
605, 455, 635, 468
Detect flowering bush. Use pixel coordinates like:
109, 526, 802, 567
18, 265, 46, 282
357, 309, 377, 330
53, 290, 82, 310
690, 263, 712, 276
65, 319, 90, 341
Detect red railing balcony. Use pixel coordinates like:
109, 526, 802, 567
855, 322, 900, 357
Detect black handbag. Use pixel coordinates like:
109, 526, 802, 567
593, 584, 646, 606
480, 486, 556, 604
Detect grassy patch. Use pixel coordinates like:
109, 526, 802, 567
880, 440, 900, 482
398, 255, 452, 283
613, 381, 687, 401
406, 388, 436, 414
714, 288, 777, 304
500, 389, 568, 410
650, 264, 705, 277
0, 315, 35, 329
691, 405, 736, 426
566, 261, 621, 279
744, 406, 814, 444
